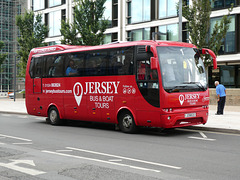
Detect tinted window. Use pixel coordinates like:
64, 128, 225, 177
65, 53, 85, 76
85, 51, 108, 76
46, 55, 64, 77
109, 47, 134, 75
29, 46, 135, 78
29, 57, 43, 78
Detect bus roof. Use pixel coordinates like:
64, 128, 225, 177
30, 40, 196, 56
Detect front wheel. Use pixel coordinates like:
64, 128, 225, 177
48, 106, 62, 125
118, 111, 137, 133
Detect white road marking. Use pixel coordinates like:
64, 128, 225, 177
12, 143, 33, 145
42, 150, 161, 173
56, 150, 73, 152
108, 159, 123, 162
0, 160, 45, 176
199, 132, 207, 139
0, 134, 32, 142
188, 131, 216, 141
177, 128, 240, 137
66, 147, 181, 170
0, 142, 5, 145
188, 136, 216, 141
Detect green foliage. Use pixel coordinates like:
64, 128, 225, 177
182, 0, 233, 67
16, 11, 48, 77
60, 19, 82, 45
0, 41, 7, 67
60, 0, 108, 46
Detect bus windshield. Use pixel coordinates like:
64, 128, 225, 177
157, 46, 207, 93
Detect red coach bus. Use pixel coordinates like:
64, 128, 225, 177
25, 40, 217, 133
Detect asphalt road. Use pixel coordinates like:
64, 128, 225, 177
0, 113, 240, 180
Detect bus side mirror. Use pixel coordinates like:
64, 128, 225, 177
146, 45, 157, 57
151, 57, 158, 70
201, 48, 217, 69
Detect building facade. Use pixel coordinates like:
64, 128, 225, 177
0, 0, 27, 93
28, 0, 240, 89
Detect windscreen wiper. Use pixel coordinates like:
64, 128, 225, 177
183, 82, 206, 91
168, 85, 188, 93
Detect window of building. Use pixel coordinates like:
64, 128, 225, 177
158, 24, 179, 41
49, 10, 61, 37
112, 0, 118, 27
127, 0, 150, 24
159, 0, 178, 19
103, 0, 118, 27
49, 0, 61, 7
103, 33, 118, 44
210, 0, 236, 9
62, 9, 66, 22
104, 34, 112, 44
127, 28, 150, 41
208, 65, 240, 88
210, 15, 236, 54
104, 0, 112, 27
33, 0, 44, 11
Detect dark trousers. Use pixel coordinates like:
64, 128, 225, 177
217, 96, 226, 114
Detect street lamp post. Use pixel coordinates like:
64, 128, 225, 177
179, 0, 182, 42
13, 55, 16, 102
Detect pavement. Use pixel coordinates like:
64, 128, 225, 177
0, 97, 240, 134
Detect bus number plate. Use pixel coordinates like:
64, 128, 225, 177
185, 113, 196, 118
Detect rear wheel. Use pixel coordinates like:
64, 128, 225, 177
48, 106, 62, 125
118, 111, 137, 133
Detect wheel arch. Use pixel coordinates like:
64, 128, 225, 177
47, 103, 63, 119
116, 107, 138, 126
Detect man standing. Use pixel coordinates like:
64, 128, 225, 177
214, 81, 226, 115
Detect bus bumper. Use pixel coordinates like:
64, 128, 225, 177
160, 110, 208, 128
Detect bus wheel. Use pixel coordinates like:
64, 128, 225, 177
118, 111, 137, 134
48, 106, 61, 125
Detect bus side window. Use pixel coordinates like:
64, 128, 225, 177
137, 60, 150, 80
34, 57, 43, 78
109, 52, 123, 75
109, 47, 134, 76
29, 58, 35, 78
46, 55, 64, 77
121, 48, 134, 75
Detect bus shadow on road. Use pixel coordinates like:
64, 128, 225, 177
138, 127, 198, 137
36, 118, 198, 137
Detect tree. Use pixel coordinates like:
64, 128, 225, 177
182, 0, 233, 66
0, 41, 7, 67
60, 19, 81, 45
16, 11, 48, 77
60, 0, 108, 46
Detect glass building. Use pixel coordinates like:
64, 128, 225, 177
29, 0, 240, 88
0, 0, 26, 93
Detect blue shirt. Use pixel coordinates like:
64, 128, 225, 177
216, 84, 226, 97
66, 67, 77, 76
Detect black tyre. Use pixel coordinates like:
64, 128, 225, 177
48, 106, 62, 125
118, 111, 137, 133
